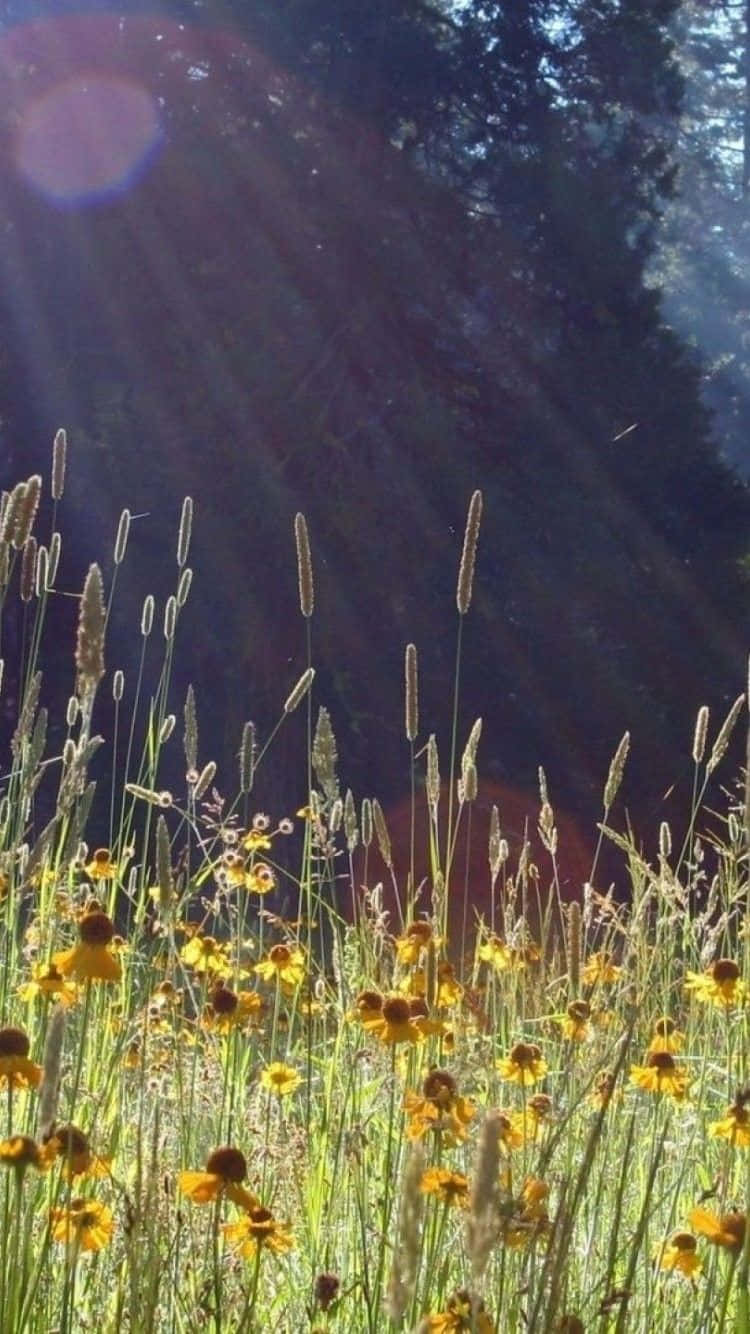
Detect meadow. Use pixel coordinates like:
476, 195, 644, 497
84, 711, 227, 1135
0, 435, 749, 1332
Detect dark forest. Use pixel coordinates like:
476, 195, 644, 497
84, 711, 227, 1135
1, 0, 749, 880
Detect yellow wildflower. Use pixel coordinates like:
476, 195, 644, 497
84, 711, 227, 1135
648, 1017, 686, 1054
43, 1124, 110, 1180
422, 1289, 493, 1333
366, 995, 422, 1045
84, 848, 118, 880
244, 863, 276, 894
630, 1051, 689, 1100
510, 1093, 553, 1143
394, 920, 434, 966
50, 1198, 114, 1251
254, 943, 305, 989
559, 1000, 591, 1041
419, 1167, 470, 1208
497, 1042, 547, 1086
590, 1070, 617, 1110
689, 1206, 746, 1252
242, 829, 273, 852
349, 990, 384, 1026
222, 1204, 294, 1256
0, 1027, 41, 1089
502, 1177, 550, 1248
178, 1146, 257, 1210
179, 934, 229, 976
685, 958, 746, 1008
202, 983, 263, 1034
654, 1230, 702, 1279
0, 1135, 48, 1175
404, 1069, 475, 1145
581, 951, 622, 985
709, 1092, 750, 1148
260, 1062, 302, 1097
18, 962, 78, 1007
54, 909, 122, 983
478, 935, 514, 972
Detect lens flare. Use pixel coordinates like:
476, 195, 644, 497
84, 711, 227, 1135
14, 73, 162, 206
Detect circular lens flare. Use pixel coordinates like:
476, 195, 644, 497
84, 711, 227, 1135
14, 73, 162, 206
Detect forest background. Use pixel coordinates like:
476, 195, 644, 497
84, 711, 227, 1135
0, 0, 749, 888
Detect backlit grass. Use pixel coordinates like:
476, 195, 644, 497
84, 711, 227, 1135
0, 437, 749, 1332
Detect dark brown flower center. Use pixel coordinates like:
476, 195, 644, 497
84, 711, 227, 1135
510, 1042, 540, 1067
71, 1200, 98, 1228
720, 1212, 746, 1248
529, 1094, 552, 1117
78, 911, 115, 946
210, 985, 238, 1015
440, 1173, 467, 1198
1, 1135, 39, 1166
248, 1205, 274, 1232
314, 1272, 340, 1311
558, 1318, 585, 1334
269, 945, 291, 964
712, 958, 740, 983
567, 1001, 590, 1022
670, 1231, 697, 1252
206, 1146, 247, 1182
382, 997, 411, 1024
405, 921, 432, 943
356, 990, 383, 1012
647, 1051, 676, 1071
0, 1027, 30, 1058
423, 1069, 457, 1102
47, 1123, 90, 1158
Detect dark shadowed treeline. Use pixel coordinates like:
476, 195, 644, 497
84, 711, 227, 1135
0, 6, 747, 880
